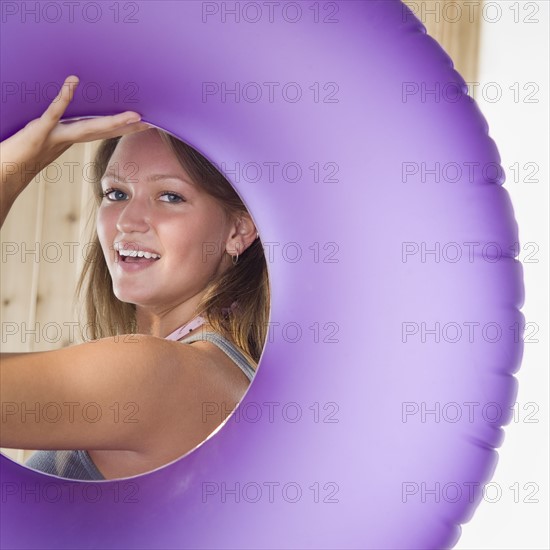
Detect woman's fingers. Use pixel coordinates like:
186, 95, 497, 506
100, 120, 151, 139
39, 75, 80, 127
38, 76, 147, 144
53, 115, 149, 144
71, 120, 151, 143
8, 75, 148, 174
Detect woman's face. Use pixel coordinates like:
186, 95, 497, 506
97, 129, 233, 309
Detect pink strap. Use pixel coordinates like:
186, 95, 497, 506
164, 316, 206, 341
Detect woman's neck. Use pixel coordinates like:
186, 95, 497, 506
134, 292, 208, 339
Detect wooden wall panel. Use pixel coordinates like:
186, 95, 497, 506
33, 142, 100, 352
36, 145, 86, 351
402, 0, 482, 83
0, 175, 42, 354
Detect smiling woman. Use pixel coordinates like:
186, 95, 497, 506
0, 76, 269, 481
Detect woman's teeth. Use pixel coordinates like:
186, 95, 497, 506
118, 250, 161, 260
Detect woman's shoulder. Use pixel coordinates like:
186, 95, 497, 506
178, 329, 255, 385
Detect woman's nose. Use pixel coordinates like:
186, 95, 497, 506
115, 199, 151, 234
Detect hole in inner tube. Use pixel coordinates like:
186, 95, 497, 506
2, 120, 271, 482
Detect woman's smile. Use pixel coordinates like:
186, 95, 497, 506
113, 240, 163, 272
115, 250, 161, 272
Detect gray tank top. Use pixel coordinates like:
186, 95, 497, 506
24, 331, 255, 481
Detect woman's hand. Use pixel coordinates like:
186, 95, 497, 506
0, 75, 149, 227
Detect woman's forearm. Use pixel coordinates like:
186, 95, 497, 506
0, 142, 41, 229
0, 352, 31, 360
0, 176, 23, 230
0, 173, 31, 230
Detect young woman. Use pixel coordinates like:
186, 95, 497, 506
0, 76, 269, 481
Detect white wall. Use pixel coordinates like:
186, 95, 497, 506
456, 1, 549, 548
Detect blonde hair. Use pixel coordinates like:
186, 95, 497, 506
75, 129, 270, 369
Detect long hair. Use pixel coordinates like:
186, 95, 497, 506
75, 128, 269, 370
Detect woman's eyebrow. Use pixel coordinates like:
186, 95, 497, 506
147, 174, 196, 186
102, 171, 195, 187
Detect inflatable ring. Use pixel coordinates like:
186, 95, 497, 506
1, 1, 524, 548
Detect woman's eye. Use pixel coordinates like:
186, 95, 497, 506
159, 192, 185, 203
102, 188, 127, 201
100, 189, 185, 203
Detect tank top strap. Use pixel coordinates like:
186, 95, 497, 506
179, 331, 256, 382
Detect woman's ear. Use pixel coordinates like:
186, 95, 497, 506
225, 213, 259, 258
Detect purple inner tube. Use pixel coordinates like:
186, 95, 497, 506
0, 1, 524, 548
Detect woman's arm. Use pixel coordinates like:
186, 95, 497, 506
1, 74, 148, 229
0, 336, 246, 453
